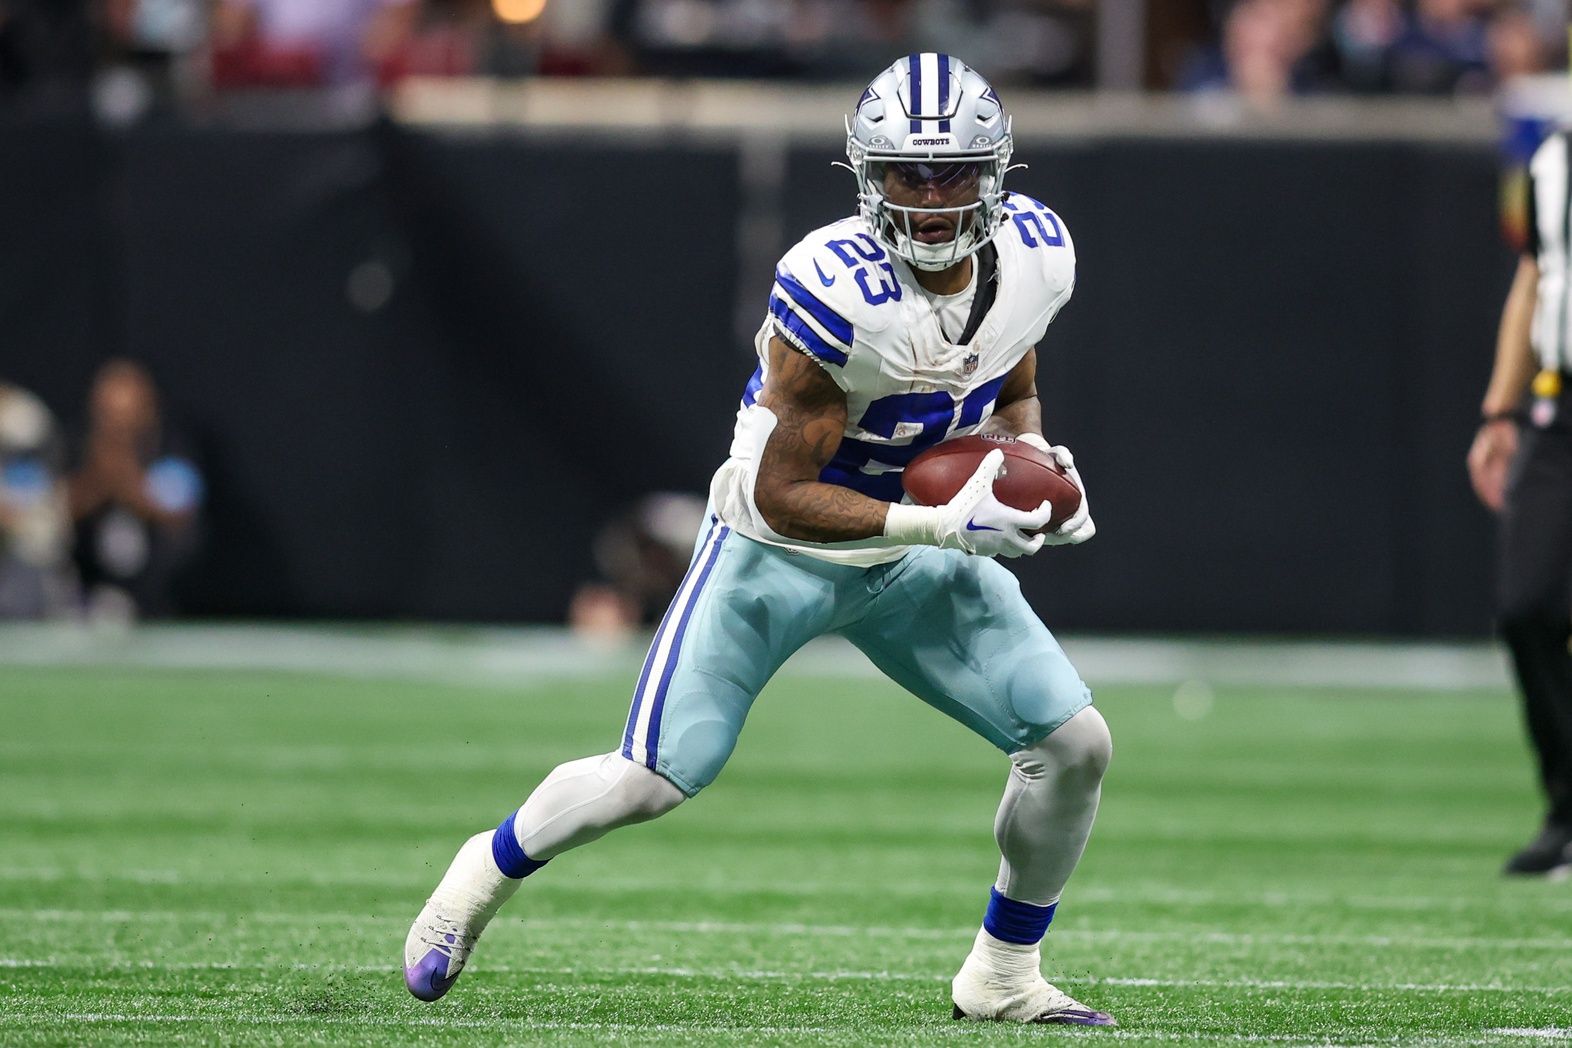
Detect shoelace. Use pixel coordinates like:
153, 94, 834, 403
417, 913, 474, 957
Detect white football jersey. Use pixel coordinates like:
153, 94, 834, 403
709, 193, 1077, 566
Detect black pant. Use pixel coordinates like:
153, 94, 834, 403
1498, 399, 1572, 828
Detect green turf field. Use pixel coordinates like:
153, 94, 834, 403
2, 641, 1570, 1046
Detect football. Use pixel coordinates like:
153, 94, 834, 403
903, 433, 1082, 530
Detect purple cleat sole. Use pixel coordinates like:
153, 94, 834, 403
952, 1003, 1118, 1027
405, 944, 460, 1002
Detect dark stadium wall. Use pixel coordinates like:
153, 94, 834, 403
0, 119, 1511, 634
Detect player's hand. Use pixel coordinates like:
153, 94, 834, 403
935, 449, 1055, 558
1019, 436, 1096, 546
1467, 418, 1517, 512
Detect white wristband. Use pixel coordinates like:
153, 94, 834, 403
883, 502, 942, 546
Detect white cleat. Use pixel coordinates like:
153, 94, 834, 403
403, 831, 520, 1002
950, 929, 1116, 1026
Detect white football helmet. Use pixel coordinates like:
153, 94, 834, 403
846, 54, 1015, 271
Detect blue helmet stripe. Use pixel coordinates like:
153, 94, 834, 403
770, 294, 849, 367
774, 267, 854, 345
938, 53, 951, 132
908, 52, 922, 133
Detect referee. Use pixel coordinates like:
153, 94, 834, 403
1467, 128, 1572, 877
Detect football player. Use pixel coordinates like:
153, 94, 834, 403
406, 53, 1114, 1027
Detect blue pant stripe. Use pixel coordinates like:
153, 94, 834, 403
644, 525, 729, 769
622, 517, 719, 761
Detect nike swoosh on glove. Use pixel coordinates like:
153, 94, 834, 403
884, 449, 1055, 558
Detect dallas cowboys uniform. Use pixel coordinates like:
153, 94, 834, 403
406, 53, 1116, 1028
625, 200, 1084, 795
714, 197, 1076, 564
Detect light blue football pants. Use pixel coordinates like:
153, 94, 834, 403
620, 516, 1094, 797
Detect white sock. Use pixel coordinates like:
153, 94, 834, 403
967, 927, 1042, 983
992, 706, 1112, 904
430, 831, 520, 923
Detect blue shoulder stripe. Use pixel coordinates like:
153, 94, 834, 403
770, 293, 849, 367
774, 267, 854, 347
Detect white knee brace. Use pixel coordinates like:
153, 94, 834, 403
993, 706, 1112, 905
1014, 705, 1113, 785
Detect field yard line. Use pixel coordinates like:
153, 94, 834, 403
5, 957, 1570, 997
1, 1010, 1544, 1046
6, 908, 1570, 952
5, 864, 1571, 917
0, 623, 1514, 690
1485, 1031, 1572, 1041
12, 955, 1572, 999
31, 1013, 838, 1035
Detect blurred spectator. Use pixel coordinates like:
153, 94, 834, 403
93, 0, 206, 122
0, 380, 71, 619
1178, 0, 1337, 108
1386, 0, 1491, 94
211, 0, 419, 88
569, 493, 707, 640
1331, 0, 1403, 91
1486, 3, 1552, 84
99, 0, 204, 76
68, 360, 204, 621
1180, 0, 1562, 99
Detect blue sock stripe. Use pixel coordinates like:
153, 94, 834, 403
982, 886, 1057, 945
491, 809, 548, 880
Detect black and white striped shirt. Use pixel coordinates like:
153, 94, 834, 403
1527, 131, 1570, 373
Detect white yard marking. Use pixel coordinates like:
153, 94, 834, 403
1485, 1031, 1572, 1041
1, 1008, 1550, 1046
0, 624, 1514, 690
4, 907, 1569, 953
4, 864, 1572, 917
5, 957, 1570, 998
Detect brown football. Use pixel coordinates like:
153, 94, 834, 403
902, 433, 1082, 530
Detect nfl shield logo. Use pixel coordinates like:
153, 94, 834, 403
961, 353, 979, 377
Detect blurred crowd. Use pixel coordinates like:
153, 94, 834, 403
1177, 0, 1568, 106
0, 363, 203, 622
0, 0, 1562, 113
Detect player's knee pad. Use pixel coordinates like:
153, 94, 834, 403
1014, 706, 1112, 786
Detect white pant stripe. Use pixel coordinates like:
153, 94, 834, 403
626, 521, 725, 766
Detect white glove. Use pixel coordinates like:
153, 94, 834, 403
884, 449, 1054, 558
1018, 434, 1096, 546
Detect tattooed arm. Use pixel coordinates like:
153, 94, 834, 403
752, 337, 891, 543
979, 348, 1044, 441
